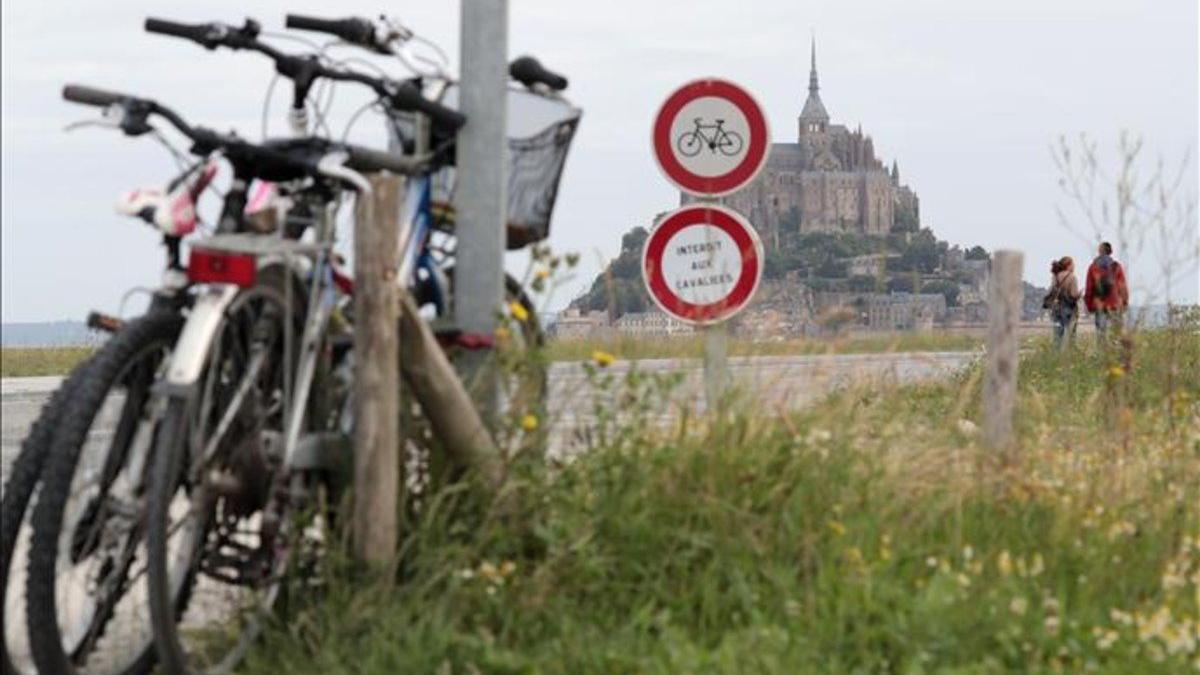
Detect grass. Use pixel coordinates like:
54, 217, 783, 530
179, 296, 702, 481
240, 325, 1200, 674
0, 347, 93, 377
545, 331, 984, 362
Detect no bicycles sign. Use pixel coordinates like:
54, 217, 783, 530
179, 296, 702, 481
641, 204, 764, 325
652, 78, 771, 197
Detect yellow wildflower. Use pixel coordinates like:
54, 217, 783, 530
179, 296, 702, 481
535, 267, 550, 280
1108, 365, 1125, 378
509, 301, 529, 322
827, 520, 846, 537
997, 550, 1013, 577
591, 350, 616, 367
520, 414, 539, 432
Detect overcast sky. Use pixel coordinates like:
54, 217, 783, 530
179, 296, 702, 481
2, 0, 1197, 323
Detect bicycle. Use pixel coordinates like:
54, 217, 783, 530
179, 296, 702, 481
676, 117, 743, 157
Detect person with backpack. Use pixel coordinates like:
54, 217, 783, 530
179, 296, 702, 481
1045, 256, 1082, 348
1084, 241, 1129, 339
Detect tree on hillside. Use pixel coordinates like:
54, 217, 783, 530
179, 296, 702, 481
965, 245, 989, 261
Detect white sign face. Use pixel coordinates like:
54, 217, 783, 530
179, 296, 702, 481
667, 96, 752, 178
659, 223, 742, 307
641, 204, 764, 325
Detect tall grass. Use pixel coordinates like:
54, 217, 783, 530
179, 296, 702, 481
243, 325, 1199, 673
0, 347, 93, 377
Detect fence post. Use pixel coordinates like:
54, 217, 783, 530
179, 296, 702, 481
454, 0, 509, 417
983, 249, 1023, 451
352, 173, 403, 564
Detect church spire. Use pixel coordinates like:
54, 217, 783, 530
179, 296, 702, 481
809, 36, 819, 96
798, 34, 830, 135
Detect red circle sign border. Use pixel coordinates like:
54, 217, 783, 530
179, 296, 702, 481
652, 78, 771, 197
641, 204, 764, 325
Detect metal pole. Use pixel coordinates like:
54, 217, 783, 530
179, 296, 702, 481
983, 249, 1023, 451
704, 322, 729, 412
454, 0, 508, 416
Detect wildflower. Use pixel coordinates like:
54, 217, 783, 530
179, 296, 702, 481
926, 556, 939, 569
809, 428, 833, 443
1009, 596, 1028, 616
1093, 626, 1119, 651
458, 568, 476, 580
520, 414, 539, 432
499, 560, 517, 576
956, 419, 978, 436
1029, 553, 1045, 577
1107, 520, 1136, 541
962, 545, 975, 562
827, 520, 846, 537
1044, 615, 1061, 635
1108, 365, 1125, 379
479, 561, 501, 581
956, 573, 972, 589
997, 550, 1013, 577
509, 301, 529, 322
591, 350, 615, 367
1109, 608, 1133, 626
535, 267, 550, 280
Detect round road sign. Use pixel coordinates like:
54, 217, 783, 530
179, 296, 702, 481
652, 78, 771, 197
641, 204, 764, 325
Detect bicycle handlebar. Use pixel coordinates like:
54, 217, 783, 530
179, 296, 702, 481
144, 16, 466, 132
62, 83, 424, 180
285, 14, 376, 48
62, 84, 132, 108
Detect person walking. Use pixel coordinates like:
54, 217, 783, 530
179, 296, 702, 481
1047, 256, 1081, 348
1084, 241, 1129, 340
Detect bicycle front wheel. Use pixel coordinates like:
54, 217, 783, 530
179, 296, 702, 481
25, 311, 186, 675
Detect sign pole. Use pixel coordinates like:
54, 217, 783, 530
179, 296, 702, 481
703, 322, 729, 412
454, 0, 508, 418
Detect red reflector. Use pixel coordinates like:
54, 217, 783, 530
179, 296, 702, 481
187, 249, 257, 287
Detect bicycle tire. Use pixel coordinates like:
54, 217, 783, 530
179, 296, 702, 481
719, 130, 743, 156
26, 311, 186, 675
1, 360, 91, 675
676, 131, 702, 158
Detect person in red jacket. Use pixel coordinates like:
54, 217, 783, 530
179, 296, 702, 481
1084, 241, 1129, 339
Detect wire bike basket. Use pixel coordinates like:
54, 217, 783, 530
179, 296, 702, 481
422, 85, 581, 250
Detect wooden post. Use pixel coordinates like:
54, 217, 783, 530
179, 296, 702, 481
396, 291, 504, 491
703, 323, 729, 412
352, 173, 403, 564
983, 249, 1023, 450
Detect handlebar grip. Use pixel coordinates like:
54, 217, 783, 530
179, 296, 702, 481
389, 82, 467, 132
285, 14, 374, 46
345, 145, 422, 175
509, 56, 568, 91
145, 17, 216, 47
62, 84, 130, 108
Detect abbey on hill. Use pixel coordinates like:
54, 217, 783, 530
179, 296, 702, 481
684, 40, 921, 243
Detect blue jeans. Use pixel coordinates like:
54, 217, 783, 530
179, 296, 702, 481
1053, 308, 1077, 349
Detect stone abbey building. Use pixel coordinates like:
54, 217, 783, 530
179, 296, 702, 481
686, 41, 920, 246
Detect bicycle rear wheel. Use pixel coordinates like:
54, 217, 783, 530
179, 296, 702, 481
25, 311, 186, 675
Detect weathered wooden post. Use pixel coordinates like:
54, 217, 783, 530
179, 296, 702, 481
703, 321, 729, 411
983, 249, 1023, 450
352, 173, 403, 563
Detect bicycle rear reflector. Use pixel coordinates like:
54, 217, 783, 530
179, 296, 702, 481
187, 249, 257, 287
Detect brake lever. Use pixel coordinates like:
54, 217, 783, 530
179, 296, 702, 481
63, 102, 153, 136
